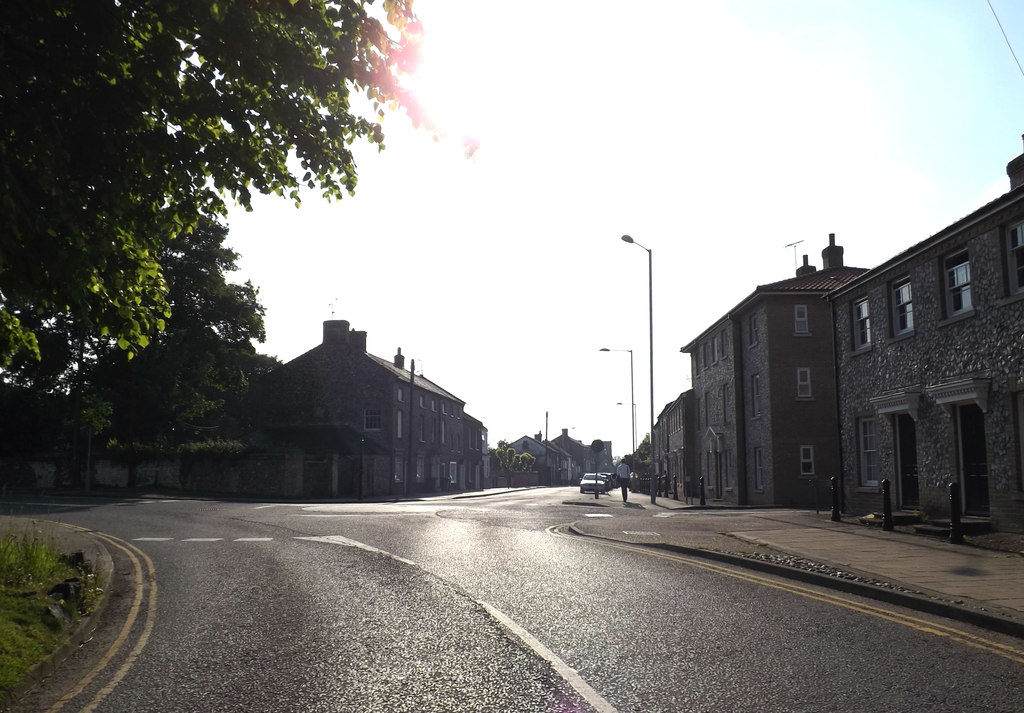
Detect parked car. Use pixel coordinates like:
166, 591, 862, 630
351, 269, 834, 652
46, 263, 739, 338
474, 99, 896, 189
580, 473, 612, 494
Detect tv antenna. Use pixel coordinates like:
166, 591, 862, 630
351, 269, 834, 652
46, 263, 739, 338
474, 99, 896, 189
328, 297, 338, 319
784, 240, 804, 270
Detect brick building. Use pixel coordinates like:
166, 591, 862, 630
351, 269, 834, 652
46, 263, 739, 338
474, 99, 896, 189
830, 146, 1024, 533
253, 320, 486, 498
681, 236, 865, 506
652, 390, 694, 499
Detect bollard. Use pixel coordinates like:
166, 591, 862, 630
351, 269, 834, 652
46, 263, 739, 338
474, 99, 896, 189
699, 475, 706, 506
830, 477, 841, 522
949, 482, 964, 544
881, 479, 894, 531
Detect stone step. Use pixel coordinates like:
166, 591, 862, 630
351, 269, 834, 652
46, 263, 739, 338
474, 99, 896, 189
858, 511, 922, 527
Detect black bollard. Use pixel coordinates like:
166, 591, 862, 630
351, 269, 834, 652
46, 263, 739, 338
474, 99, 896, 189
949, 482, 964, 544
881, 479, 894, 531
699, 475, 706, 506
830, 477, 841, 522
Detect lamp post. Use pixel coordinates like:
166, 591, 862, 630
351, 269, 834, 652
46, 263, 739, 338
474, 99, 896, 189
599, 348, 636, 455
621, 234, 656, 505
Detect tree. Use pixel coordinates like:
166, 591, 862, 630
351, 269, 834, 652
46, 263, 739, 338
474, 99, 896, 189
0, 218, 274, 465
0, 0, 424, 366
490, 441, 537, 487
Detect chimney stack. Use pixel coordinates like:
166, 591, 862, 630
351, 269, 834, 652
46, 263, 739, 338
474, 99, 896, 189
323, 319, 350, 344
1007, 134, 1024, 190
394, 347, 405, 369
796, 255, 818, 277
821, 233, 844, 269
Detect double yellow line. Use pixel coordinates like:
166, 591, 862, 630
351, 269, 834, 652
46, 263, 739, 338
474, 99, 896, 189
553, 526, 1024, 665
46, 531, 158, 713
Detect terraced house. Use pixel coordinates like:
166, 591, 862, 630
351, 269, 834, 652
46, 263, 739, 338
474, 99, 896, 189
253, 320, 486, 498
831, 144, 1024, 533
681, 236, 865, 507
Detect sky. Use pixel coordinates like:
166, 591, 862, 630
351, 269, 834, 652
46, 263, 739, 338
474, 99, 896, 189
226, 0, 1024, 459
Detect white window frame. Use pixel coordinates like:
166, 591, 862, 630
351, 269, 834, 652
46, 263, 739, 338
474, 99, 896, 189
1009, 223, 1024, 295
751, 374, 761, 417
797, 367, 812, 399
753, 447, 765, 491
364, 409, 382, 431
794, 305, 809, 334
891, 277, 914, 335
853, 297, 871, 349
945, 251, 972, 316
858, 418, 878, 486
800, 445, 814, 476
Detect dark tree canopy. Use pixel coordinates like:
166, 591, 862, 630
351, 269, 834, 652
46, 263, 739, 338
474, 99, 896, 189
0, 217, 276, 456
0, 0, 422, 365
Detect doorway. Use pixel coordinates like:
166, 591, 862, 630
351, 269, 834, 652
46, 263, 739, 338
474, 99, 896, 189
895, 414, 919, 509
957, 404, 989, 516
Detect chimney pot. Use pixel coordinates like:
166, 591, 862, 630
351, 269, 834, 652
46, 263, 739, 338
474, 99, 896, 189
821, 233, 845, 269
394, 347, 405, 369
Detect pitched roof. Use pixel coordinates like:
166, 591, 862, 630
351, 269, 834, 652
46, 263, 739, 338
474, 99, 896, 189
757, 266, 868, 293
366, 353, 464, 404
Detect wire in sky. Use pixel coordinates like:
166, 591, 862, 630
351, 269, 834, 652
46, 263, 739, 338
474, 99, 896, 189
987, 0, 1024, 82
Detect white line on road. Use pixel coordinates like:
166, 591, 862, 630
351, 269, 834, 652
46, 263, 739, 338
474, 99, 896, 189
478, 601, 617, 713
180, 538, 223, 542
295, 535, 418, 566
584, 513, 613, 518
132, 537, 173, 541
234, 538, 273, 542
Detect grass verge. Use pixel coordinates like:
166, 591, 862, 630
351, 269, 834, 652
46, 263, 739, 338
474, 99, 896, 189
0, 531, 103, 696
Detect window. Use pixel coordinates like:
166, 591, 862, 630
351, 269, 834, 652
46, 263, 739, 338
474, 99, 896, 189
416, 455, 425, 482
396, 410, 403, 439
394, 455, 405, 482
852, 297, 871, 349
364, 409, 382, 431
751, 374, 761, 417
944, 251, 972, 316
724, 450, 732, 489
418, 395, 424, 408
431, 398, 437, 412
696, 396, 702, 428
748, 314, 758, 346
713, 332, 723, 362
797, 368, 812, 398
794, 305, 809, 334
703, 391, 710, 425
703, 341, 711, 367
418, 415, 425, 442
891, 277, 914, 335
397, 387, 405, 402
721, 383, 730, 424
858, 418, 878, 486
441, 419, 446, 444
1008, 223, 1024, 294
800, 446, 814, 476
753, 447, 765, 491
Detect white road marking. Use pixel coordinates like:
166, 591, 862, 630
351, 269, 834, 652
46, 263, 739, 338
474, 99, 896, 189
180, 538, 223, 542
584, 513, 613, 518
479, 602, 617, 713
622, 531, 661, 537
295, 535, 418, 566
132, 537, 173, 542
234, 537, 273, 542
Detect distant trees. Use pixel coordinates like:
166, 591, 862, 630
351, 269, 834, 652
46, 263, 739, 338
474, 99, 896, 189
0, 0, 423, 366
491, 441, 536, 487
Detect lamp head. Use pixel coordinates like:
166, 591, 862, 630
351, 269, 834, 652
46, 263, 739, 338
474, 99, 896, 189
621, 235, 634, 244
599, 347, 610, 352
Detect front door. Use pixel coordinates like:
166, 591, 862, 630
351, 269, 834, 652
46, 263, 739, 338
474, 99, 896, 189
896, 414, 919, 509
958, 404, 989, 516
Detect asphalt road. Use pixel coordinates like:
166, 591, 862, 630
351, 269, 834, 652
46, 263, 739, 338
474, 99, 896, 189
3, 488, 1023, 712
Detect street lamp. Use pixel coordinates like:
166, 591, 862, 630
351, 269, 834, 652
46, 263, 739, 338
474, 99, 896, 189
599, 348, 636, 454
621, 234, 656, 505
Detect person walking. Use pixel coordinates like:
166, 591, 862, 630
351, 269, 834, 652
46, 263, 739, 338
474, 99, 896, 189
616, 460, 630, 503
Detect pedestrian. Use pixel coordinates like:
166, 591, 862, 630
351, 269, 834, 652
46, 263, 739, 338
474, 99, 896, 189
616, 460, 630, 503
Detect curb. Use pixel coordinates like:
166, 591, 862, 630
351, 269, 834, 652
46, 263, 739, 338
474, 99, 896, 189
567, 525, 1024, 640
1, 521, 115, 709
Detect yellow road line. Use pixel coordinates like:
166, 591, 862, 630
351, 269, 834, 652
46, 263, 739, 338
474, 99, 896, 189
552, 526, 1024, 665
45, 534, 158, 713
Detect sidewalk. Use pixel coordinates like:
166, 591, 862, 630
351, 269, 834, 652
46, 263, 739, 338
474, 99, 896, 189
569, 493, 1024, 638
